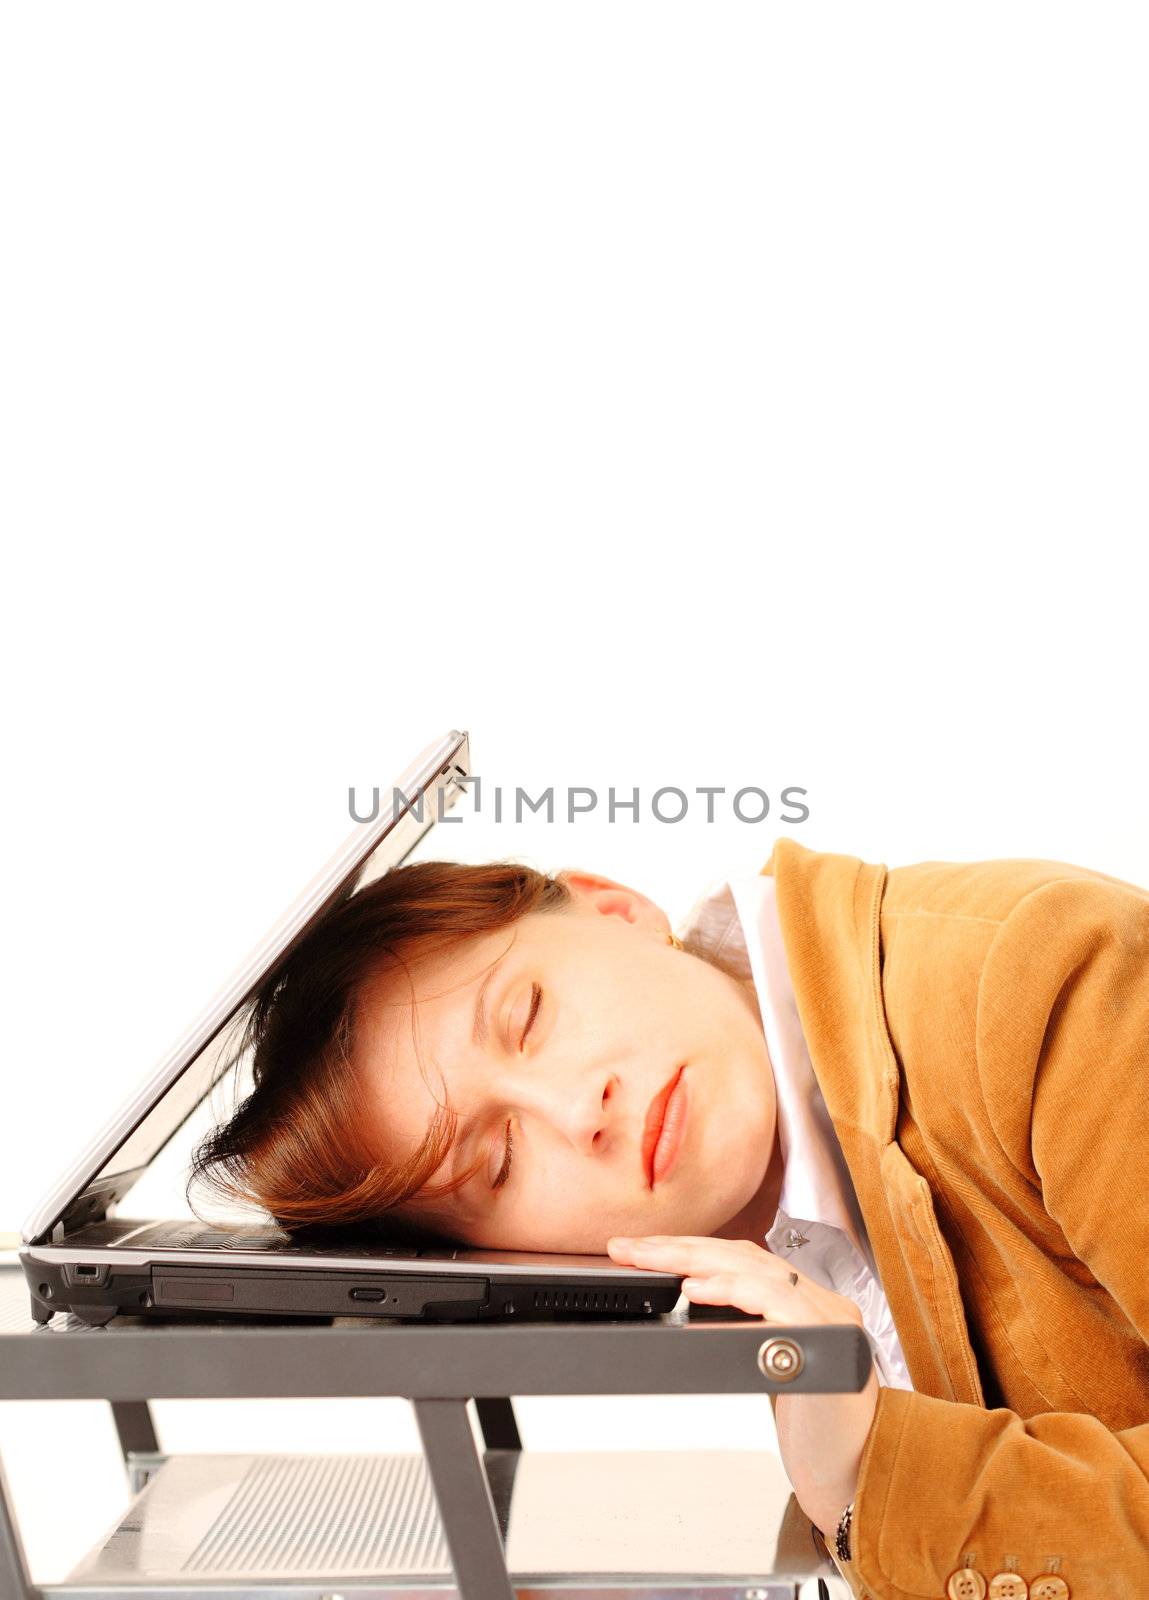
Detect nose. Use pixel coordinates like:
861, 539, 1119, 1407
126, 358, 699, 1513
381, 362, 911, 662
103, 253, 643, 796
500, 1059, 618, 1155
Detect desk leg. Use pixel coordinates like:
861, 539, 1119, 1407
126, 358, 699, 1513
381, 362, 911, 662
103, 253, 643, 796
412, 1399, 515, 1600
473, 1397, 521, 1452
109, 1401, 159, 1463
0, 1445, 38, 1600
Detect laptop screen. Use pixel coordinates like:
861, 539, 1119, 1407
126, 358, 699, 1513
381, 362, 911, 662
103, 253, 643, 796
23, 730, 471, 1243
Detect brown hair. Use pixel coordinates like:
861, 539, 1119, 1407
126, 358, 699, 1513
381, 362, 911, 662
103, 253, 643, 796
186, 859, 572, 1244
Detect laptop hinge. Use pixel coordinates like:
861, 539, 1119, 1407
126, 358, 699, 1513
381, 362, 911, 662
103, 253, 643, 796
57, 1173, 141, 1238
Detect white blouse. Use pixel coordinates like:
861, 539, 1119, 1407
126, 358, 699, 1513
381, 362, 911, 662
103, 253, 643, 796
678, 870, 914, 1392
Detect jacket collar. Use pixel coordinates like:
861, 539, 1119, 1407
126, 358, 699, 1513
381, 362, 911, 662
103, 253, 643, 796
764, 838, 987, 1406
763, 836, 898, 1153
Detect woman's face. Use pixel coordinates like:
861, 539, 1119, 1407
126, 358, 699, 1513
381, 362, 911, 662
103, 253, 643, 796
353, 870, 780, 1253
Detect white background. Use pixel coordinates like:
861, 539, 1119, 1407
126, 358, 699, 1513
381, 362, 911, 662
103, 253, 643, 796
3, 2, 1147, 1583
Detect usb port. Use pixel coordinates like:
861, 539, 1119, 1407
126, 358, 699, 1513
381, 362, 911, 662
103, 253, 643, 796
65, 1263, 110, 1287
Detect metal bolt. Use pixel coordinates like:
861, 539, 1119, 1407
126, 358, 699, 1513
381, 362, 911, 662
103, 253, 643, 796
757, 1336, 805, 1382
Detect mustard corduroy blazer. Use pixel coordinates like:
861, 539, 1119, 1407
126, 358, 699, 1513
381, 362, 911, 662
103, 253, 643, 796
762, 837, 1149, 1600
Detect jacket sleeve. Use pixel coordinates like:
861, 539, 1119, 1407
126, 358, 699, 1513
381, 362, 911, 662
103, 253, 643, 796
833, 874, 1149, 1600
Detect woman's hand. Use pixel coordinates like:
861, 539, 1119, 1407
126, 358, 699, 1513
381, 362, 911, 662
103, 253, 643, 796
606, 1233, 881, 1538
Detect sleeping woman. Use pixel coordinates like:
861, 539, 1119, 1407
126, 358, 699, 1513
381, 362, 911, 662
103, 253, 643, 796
189, 836, 1149, 1599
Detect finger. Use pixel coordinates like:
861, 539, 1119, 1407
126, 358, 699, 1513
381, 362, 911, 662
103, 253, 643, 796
679, 1271, 786, 1318
608, 1235, 765, 1261
607, 1235, 788, 1277
611, 1235, 764, 1248
692, 1269, 824, 1318
613, 1236, 717, 1246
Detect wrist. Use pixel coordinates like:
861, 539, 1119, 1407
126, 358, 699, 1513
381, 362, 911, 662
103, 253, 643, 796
786, 1365, 876, 1531
804, 1486, 857, 1542
810, 1500, 854, 1563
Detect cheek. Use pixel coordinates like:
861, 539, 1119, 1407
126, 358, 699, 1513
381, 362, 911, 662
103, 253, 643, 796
516, 1168, 584, 1234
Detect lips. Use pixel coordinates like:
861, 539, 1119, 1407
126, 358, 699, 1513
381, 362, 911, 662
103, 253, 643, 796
641, 1065, 685, 1188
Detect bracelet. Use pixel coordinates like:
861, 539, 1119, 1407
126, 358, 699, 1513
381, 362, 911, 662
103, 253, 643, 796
834, 1500, 854, 1562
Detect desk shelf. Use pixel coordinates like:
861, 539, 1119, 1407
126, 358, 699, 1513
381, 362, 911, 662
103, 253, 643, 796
1, 1266, 852, 1599
53, 1447, 828, 1598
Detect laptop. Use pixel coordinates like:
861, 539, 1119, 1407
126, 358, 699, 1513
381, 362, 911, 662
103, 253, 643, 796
20, 729, 684, 1327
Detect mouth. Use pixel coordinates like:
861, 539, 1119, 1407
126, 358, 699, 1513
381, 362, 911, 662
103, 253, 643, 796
641, 1064, 687, 1189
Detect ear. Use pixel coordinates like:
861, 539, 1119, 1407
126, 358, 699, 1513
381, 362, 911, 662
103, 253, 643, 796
555, 869, 671, 935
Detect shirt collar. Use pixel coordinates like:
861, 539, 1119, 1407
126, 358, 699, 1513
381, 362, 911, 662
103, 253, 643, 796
680, 870, 874, 1263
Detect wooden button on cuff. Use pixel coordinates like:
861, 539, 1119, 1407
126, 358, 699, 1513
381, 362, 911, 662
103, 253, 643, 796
947, 1569, 988, 1600
987, 1575, 1028, 1599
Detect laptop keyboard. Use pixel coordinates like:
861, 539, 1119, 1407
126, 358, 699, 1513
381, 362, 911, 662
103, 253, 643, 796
143, 1223, 423, 1258
59, 1219, 423, 1258
149, 1225, 422, 1258
151, 1225, 298, 1251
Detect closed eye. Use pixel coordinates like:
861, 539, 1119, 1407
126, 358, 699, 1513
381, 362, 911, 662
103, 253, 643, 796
493, 986, 542, 1191
519, 982, 542, 1049
493, 1120, 514, 1189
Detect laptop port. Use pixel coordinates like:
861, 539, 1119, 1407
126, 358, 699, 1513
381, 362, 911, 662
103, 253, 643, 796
349, 1287, 388, 1302
64, 1262, 110, 1287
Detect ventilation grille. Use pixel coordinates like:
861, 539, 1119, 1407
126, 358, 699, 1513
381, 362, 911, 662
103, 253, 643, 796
531, 1288, 631, 1312
182, 1454, 450, 1575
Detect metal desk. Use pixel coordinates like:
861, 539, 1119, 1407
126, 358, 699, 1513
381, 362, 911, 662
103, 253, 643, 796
0, 1265, 862, 1600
